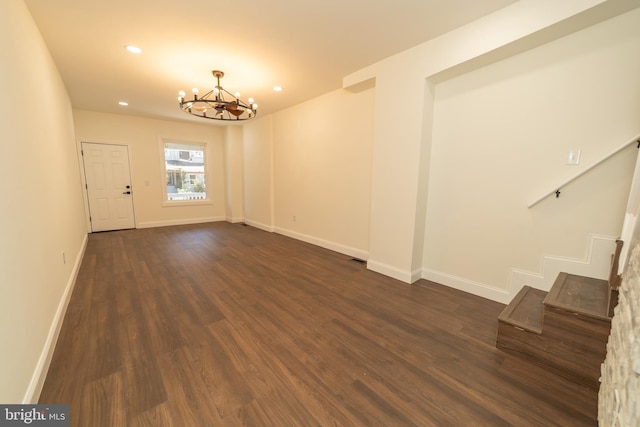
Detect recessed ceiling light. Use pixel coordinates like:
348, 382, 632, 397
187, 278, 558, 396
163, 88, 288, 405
273, 86, 283, 92
118, 101, 129, 106
125, 45, 142, 54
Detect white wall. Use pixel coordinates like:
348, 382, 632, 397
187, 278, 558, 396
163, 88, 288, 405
337, 0, 640, 301
242, 115, 275, 230
224, 126, 244, 223
238, 3, 640, 299
0, 0, 87, 403
243, 88, 375, 256
271, 88, 375, 258
73, 110, 227, 228
424, 8, 640, 296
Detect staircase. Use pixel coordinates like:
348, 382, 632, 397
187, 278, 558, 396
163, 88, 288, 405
496, 271, 619, 390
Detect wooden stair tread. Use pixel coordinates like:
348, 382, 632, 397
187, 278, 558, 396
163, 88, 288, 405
496, 273, 614, 390
498, 286, 545, 334
544, 272, 610, 320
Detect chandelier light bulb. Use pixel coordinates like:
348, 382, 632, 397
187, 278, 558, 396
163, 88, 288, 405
248, 98, 254, 104
234, 92, 240, 98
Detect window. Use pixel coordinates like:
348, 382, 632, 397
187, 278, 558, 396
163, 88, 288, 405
161, 141, 209, 203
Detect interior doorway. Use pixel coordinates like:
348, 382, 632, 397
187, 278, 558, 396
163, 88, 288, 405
81, 142, 135, 232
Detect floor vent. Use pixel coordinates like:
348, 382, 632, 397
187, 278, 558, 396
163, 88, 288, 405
351, 258, 366, 264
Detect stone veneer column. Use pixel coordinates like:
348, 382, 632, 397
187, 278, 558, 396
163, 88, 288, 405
599, 243, 640, 425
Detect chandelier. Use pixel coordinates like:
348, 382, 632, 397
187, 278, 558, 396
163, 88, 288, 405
178, 70, 257, 121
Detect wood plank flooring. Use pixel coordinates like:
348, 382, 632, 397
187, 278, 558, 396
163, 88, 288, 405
39, 222, 598, 426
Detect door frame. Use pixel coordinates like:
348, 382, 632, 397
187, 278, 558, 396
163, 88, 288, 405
78, 140, 136, 232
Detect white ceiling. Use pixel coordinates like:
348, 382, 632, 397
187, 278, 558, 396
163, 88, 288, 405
24, 0, 517, 125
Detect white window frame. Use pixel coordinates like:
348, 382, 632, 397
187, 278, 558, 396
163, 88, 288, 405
160, 139, 212, 206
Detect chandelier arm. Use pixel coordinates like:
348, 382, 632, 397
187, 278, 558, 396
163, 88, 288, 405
201, 90, 216, 100
180, 97, 253, 110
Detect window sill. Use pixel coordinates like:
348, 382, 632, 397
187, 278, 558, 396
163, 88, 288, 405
162, 199, 213, 207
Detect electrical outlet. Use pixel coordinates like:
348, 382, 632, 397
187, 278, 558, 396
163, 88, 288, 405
62, 251, 66, 264
293, 215, 297, 222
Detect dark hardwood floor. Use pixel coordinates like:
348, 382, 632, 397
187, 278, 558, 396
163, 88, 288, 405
39, 222, 598, 426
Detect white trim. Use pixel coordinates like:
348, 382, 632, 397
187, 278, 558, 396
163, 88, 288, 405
274, 227, 369, 261
23, 234, 89, 403
422, 268, 511, 304
618, 145, 640, 274
136, 216, 225, 229
418, 234, 617, 305
243, 219, 275, 233
160, 199, 213, 207
509, 234, 616, 297
226, 216, 245, 224
410, 268, 423, 283
367, 259, 414, 284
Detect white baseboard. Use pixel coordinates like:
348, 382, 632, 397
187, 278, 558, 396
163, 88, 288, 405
136, 216, 225, 229
509, 234, 616, 297
23, 234, 89, 404
226, 216, 245, 224
273, 227, 369, 261
422, 268, 511, 304
366, 259, 419, 284
243, 219, 275, 233
419, 234, 617, 305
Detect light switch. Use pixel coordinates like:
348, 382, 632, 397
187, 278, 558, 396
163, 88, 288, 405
566, 149, 581, 165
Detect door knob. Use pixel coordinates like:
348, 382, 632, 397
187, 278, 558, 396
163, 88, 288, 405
123, 191, 131, 194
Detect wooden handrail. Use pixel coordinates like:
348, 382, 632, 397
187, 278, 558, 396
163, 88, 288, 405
609, 239, 623, 291
528, 133, 640, 208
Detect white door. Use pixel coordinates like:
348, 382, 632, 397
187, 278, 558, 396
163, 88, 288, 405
82, 142, 135, 232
